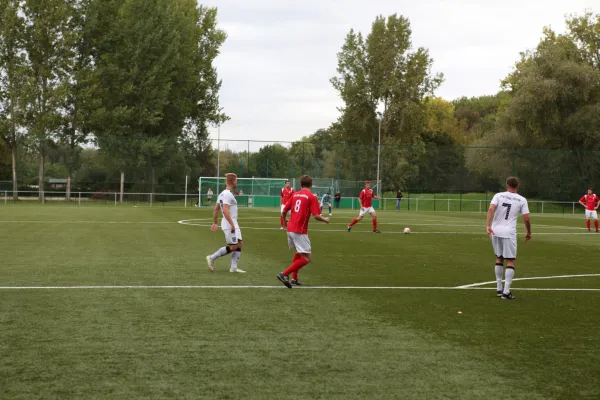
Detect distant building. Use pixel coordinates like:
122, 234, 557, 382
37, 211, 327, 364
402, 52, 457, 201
49, 178, 68, 189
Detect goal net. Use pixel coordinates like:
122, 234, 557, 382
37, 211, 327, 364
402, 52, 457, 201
198, 177, 289, 207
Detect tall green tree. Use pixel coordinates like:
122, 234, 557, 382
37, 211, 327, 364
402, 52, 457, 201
469, 12, 600, 199
0, 0, 26, 199
57, 0, 93, 200
88, 0, 226, 199
21, 0, 74, 201
330, 14, 443, 189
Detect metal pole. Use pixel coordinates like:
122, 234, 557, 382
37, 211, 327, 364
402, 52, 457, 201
376, 117, 382, 197
4, 191, 6, 204
79, 191, 81, 206
216, 123, 220, 195
114, 192, 117, 206
184, 175, 188, 207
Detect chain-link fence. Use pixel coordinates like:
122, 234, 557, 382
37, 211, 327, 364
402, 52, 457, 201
3, 140, 600, 202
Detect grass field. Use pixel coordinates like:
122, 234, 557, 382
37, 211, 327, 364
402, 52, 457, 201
1, 204, 599, 399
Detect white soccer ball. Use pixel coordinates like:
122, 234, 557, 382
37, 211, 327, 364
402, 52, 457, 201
403, 227, 411, 234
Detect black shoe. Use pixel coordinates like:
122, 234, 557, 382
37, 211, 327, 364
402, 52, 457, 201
373, 229, 381, 233
347, 225, 352, 232
291, 279, 302, 286
500, 292, 515, 300
277, 272, 292, 289
496, 290, 503, 297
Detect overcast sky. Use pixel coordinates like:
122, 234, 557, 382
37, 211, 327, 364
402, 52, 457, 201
204, 0, 600, 150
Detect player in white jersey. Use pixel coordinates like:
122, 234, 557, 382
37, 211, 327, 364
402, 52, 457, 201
486, 177, 531, 300
320, 193, 332, 216
205, 173, 246, 273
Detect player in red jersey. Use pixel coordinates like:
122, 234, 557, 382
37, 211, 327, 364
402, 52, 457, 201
280, 179, 295, 230
579, 188, 600, 232
277, 175, 330, 288
347, 180, 381, 233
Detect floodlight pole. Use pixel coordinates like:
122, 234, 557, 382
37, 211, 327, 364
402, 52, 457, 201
216, 121, 220, 194
376, 114, 382, 197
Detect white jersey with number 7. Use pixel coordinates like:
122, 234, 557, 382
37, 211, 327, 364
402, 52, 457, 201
490, 192, 529, 238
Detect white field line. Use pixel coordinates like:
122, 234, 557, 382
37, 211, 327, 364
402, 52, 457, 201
456, 273, 600, 288
0, 220, 175, 224
178, 220, 597, 235
0, 285, 599, 291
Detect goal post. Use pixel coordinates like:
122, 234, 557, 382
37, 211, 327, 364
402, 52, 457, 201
198, 177, 289, 207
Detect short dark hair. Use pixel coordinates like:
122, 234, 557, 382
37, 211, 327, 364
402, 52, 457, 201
285, 179, 290, 184
506, 177, 519, 189
588, 188, 593, 191
300, 175, 312, 188
365, 180, 371, 184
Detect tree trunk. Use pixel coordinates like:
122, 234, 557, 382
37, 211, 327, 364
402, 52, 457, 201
39, 153, 45, 203
66, 175, 71, 202
11, 146, 18, 201
120, 172, 124, 203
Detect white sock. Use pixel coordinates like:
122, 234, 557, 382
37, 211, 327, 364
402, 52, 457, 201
495, 264, 504, 291
504, 267, 515, 294
211, 247, 229, 261
230, 251, 241, 270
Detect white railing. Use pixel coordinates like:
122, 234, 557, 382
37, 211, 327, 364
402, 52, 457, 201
380, 197, 583, 214
1, 190, 199, 207
0, 191, 587, 214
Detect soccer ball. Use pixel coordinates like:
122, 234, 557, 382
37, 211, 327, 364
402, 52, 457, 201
403, 227, 411, 234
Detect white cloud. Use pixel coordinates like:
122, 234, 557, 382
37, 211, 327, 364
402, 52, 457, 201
204, 0, 600, 147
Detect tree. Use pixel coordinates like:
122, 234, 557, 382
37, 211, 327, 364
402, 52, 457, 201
330, 14, 443, 186
423, 98, 465, 143
0, 0, 26, 199
251, 144, 289, 178
21, 0, 74, 202
452, 93, 508, 142
469, 12, 600, 199
57, 0, 92, 201
88, 0, 227, 200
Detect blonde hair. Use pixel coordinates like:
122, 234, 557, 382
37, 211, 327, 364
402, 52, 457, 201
226, 173, 237, 186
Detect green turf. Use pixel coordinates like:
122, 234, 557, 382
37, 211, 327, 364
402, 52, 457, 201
1, 205, 599, 399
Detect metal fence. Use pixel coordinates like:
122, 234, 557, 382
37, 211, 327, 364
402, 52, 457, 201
0, 190, 589, 215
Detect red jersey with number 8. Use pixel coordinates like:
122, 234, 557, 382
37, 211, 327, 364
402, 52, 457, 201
284, 189, 321, 234
580, 194, 600, 211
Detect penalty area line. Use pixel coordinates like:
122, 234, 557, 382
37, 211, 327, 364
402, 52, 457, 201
456, 273, 600, 288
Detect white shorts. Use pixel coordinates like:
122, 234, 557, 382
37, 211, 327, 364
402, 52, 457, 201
491, 236, 517, 260
585, 210, 598, 219
223, 224, 242, 245
281, 204, 289, 215
359, 207, 375, 216
287, 232, 311, 254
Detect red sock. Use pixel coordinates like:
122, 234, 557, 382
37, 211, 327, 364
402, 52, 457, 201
373, 219, 377, 231
291, 253, 301, 280
587, 220, 591, 230
349, 218, 359, 227
283, 257, 308, 277
595, 220, 599, 231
